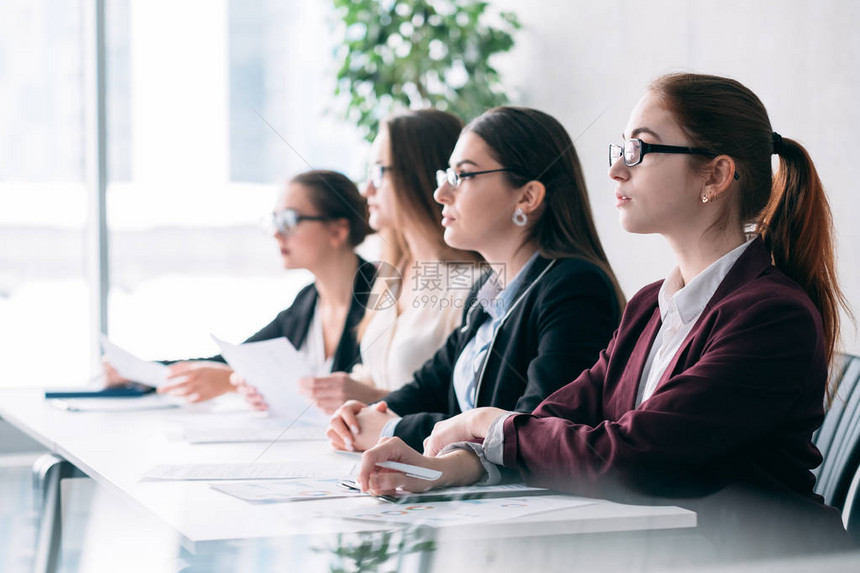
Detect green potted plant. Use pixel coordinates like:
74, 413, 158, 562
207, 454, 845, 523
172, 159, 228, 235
332, 0, 521, 140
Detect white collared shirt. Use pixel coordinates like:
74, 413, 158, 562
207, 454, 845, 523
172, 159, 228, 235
635, 239, 755, 405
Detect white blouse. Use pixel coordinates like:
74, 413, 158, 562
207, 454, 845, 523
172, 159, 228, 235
351, 262, 475, 392
297, 304, 334, 377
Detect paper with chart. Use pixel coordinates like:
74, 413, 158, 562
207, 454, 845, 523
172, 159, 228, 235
212, 335, 328, 425
340, 495, 597, 526
210, 478, 366, 503
141, 458, 358, 481
100, 335, 170, 388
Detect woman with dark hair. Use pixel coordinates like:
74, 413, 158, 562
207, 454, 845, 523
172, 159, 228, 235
328, 106, 623, 452
356, 75, 853, 550
289, 110, 482, 414
105, 170, 377, 402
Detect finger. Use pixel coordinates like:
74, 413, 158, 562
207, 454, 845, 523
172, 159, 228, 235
424, 432, 446, 457
373, 401, 388, 413
340, 402, 363, 436
246, 394, 267, 408
368, 470, 432, 496
159, 379, 191, 394
166, 362, 195, 377
328, 416, 355, 451
357, 437, 417, 491
326, 428, 348, 451
166, 384, 196, 397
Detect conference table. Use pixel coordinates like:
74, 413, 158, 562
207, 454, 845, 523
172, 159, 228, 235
0, 389, 698, 573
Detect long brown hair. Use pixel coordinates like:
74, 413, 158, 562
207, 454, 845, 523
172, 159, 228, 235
380, 109, 475, 266
359, 109, 479, 338
464, 106, 625, 313
650, 73, 851, 398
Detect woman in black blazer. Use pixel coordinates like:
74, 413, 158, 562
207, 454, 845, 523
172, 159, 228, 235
104, 170, 376, 403
328, 107, 625, 451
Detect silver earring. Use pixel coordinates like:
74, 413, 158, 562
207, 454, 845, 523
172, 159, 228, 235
701, 194, 710, 204
512, 208, 528, 227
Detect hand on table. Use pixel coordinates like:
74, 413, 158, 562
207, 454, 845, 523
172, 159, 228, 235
423, 407, 510, 457
157, 361, 235, 403
357, 437, 484, 496
327, 400, 397, 452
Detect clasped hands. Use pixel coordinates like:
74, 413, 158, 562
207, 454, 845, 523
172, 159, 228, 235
327, 403, 509, 496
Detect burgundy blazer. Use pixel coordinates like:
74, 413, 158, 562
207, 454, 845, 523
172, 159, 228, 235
502, 236, 828, 500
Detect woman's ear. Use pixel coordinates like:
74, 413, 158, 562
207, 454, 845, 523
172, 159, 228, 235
328, 218, 351, 248
516, 180, 546, 215
702, 155, 737, 201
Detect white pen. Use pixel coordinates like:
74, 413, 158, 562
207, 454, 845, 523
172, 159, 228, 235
375, 460, 441, 481
334, 451, 442, 481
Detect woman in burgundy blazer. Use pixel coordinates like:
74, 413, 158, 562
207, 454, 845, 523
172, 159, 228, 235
355, 74, 851, 527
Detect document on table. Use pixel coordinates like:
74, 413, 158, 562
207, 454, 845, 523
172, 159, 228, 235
212, 335, 328, 425
100, 335, 170, 388
210, 478, 366, 503
141, 460, 358, 481
180, 420, 327, 444
340, 495, 597, 526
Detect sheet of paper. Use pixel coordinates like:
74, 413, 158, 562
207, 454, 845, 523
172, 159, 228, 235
181, 422, 327, 444
339, 495, 597, 526
210, 478, 366, 503
141, 460, 357, 481
100, 335, 170, 388
212, 335, 328, 425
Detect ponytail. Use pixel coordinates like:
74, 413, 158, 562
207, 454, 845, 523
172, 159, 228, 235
758, 137, 850, 385
651, 73, 852, 402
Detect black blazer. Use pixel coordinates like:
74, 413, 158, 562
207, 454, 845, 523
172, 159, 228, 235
383, 255, 621, 451
179, 255, 377, 373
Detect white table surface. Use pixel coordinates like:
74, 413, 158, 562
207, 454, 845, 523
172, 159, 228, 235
0, 389, 696, 549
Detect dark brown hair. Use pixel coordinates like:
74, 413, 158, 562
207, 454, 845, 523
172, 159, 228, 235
290, 170, 372, 247
381, 109, 478, 266
650, 72, 850, 395
358, 110, 480, 339
464, 106, 625, 312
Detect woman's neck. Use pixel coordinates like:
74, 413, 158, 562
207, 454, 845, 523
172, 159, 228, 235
480, 240, 540, 290
666, 228, 747, 286
312, 250, 358, 309
402, 227, 442, 264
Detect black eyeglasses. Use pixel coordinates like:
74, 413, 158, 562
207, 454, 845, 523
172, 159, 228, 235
367, 164, 393, 188
435, 167, 514, 189
265, 209, 332, 235
609, 138, 717, 167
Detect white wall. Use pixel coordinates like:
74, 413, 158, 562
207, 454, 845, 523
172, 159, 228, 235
493, 0, 859, 353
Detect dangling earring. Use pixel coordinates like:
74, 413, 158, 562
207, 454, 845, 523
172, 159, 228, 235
512, 208, 528, 227
701, 193, 711, 204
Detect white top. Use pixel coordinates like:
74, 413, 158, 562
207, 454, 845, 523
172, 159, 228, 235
351, 262, 475, 392
635, 239, 755, 405
297, 304, 334, 377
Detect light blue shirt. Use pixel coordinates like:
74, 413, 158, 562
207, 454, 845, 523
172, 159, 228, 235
380, 251, 540, 439
452, 251, 540, 412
